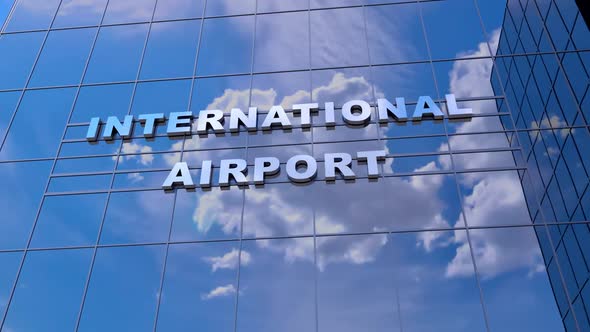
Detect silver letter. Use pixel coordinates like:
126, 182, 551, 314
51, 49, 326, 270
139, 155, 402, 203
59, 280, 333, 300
413, 96, 444, 121
357, 150, 386, 178
445, 94, 473, 118
254, 157, 280, 184
200, 160, 213, 188
324, 153, 355, 181
377, 98, 407, 122
102, 115, 133, 140
229, 107, 257, 132
286, 155, 317, 183
219, 159, 248, 186
292, 103, 318, 128
342, 100, 371, 125
167, 111, 193, 136
138, 113, 165, 137
86, 117, 101, 141
261, 105, 292, 130
325, 102, 336, 126
163, 162, 195, 190
197, 110, 225, 134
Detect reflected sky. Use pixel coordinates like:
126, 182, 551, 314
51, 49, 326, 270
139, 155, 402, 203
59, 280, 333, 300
0, 0, 577, 331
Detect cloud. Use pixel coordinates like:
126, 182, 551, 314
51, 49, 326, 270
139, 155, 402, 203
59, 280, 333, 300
117, 142, 154, 166
205, 248, 251, 272
441, 28, 542, 279
201, 284, 236, 300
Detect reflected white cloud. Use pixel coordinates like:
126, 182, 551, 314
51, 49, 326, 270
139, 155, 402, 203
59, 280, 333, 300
205, 248, 251, 272
201, 284, 236, 300
441, 29, 541, 279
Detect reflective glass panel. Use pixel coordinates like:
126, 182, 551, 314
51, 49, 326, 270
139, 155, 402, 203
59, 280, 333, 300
0, 88, 76, 160
0, 161, 51, 250
197, 16, 255, 75
84, 24, 150, 83
78, 245, 165, 331
5, 0, 61, 32
3, 249, 92, 332
140, 20, 201, 80
30, 28, 96, 87
0, 32, 44, 90
31, 193, 108, 248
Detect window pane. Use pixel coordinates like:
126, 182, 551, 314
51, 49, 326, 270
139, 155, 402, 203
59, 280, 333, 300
3, 249, 92, 332
0, 161, 52, 250
366, 3, 428, 65
154, 0, 204, 20
102, 0, 156, 25
311, 8, 368, 68
30, 28, 96, 87
197, 16, 254, 75
131, 80, 191, 115
372, 63, 437, 104
0, 88, 76, 160
54, 0, 109, 28
457, 171, 531, 227
5, 0, 61, 32
0, 252, 23, 319
257, 0, 307, 13
190, 75, 251, 114
470, 227, 564, 331
0, 91, 21, 139
155, 242, 238, 331
100, 190, 174, 244
237, 238, 315, 332
31, 193, 108, 248
0, 32, 44, 90
78, 245, 165, 332
420, 0, 489, 59
70, 83, 134, 123
205, 0, 255, 16
171, 188, 243, 242
84, 24, 149, 83
253, 12, 309, 72
243, 184, 314, 238
140, 20, 200, 80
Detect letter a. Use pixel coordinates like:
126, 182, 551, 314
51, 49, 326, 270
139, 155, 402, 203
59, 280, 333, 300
162, 162, 195, 190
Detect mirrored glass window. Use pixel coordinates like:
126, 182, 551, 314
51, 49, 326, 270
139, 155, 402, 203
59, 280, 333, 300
78, 245, 165, 331
253, 11, 309, 72
5, 0, 61, 32
0, 87, 76, 160
0, 252, 23, 319
31, 193, 108, 248
84, 24, 150, 83
154, 0, 204, 20
140, 20, 201, 80
197, 16, 255, 76
155, 242, 238, 331
102, 0, 156, 25
3, 249, 92, 332
54, 0, 109, 28
366, 3, 428, 65
0, 32, 44, 90
471, 227, 565, 331
0, 161, 52, 250
0, 91, 21, 139
311, 7, 368, 68
30, 28, 96, 87
70, 83, 134, 123
237, 238, 315, 332
100, 190, 174, 244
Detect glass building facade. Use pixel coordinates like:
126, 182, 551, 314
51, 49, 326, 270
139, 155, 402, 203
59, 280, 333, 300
0, 0, 586, 331
493, 0, 590, 330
